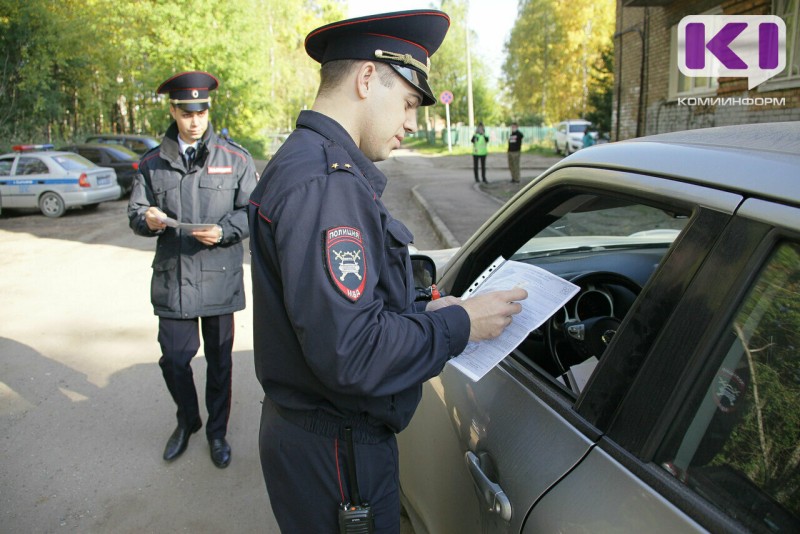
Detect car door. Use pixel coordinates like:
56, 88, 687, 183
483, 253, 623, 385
398, 165, 744, 534
531, 198, 800, 533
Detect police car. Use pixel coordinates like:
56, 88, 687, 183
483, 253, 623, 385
0, 145, 121, 217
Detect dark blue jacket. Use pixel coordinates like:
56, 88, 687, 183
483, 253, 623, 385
248, 110, 470, 441
128, 122, 257, 319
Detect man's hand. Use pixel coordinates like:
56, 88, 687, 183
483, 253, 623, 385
145, 207, 167, 231
458, 287, 528, 342
192, 225, 223, 246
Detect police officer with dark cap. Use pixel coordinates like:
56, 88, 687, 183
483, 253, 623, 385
248, 10, 526, 532
128, 71, 257, 469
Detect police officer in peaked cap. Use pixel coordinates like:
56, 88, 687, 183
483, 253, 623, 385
248, 11, 526, 532
128, 71, 258, 470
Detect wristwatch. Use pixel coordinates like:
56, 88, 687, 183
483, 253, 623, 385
215, 225, 223, 244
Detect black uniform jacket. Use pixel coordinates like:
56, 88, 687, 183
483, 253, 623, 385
248, 111, 470, 440
128, 123, 258, 319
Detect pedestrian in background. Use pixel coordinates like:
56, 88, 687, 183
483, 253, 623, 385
248, 10, 527, 532
471, 122, 489, 183
582, 127, 596, 149
507, 121, 524, 183
127, 71, 258, 469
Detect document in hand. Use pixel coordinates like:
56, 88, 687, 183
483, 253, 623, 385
158, 216, 217, 232
448, 257, 580, 382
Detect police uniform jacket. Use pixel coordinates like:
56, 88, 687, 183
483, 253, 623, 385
248, 110, 470, 441
129, 122, 257, 319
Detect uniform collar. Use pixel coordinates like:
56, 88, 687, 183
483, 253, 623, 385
296, 110, 387, 196
161, 123, 217, 167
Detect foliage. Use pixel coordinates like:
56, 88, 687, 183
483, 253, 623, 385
503, 0, 615, 125
585, 45, 614, 135
0, 0, 346, 157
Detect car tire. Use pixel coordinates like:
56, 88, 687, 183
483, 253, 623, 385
39, 192, 66, 218
554, 141, 561, 155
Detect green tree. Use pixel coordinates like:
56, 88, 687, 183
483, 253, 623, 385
503, 0, 615, 125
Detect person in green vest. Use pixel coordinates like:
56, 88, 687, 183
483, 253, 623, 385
471, 122, 489, 183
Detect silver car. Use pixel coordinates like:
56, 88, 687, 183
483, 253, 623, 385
401, 122, 800, 533
0, 145, 120, 217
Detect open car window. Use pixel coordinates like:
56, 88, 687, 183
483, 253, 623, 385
508, 192, 691, 396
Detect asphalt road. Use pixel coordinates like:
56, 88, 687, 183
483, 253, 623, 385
0, 150, 560, 533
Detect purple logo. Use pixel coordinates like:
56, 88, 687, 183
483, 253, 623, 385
678, 16, 786, 89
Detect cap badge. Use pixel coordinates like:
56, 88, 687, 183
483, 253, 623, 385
191, 90, 199, 98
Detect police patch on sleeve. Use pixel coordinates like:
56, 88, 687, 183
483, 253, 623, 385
324, 226, 367, 302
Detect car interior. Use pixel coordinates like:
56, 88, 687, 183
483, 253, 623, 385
446, 188, 691, 397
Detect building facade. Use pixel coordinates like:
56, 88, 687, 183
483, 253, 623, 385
614, 0, 800, 140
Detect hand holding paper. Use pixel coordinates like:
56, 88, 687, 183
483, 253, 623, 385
459, 287, 528, 341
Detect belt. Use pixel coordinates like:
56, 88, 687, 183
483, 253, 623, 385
274, 404, 393, 444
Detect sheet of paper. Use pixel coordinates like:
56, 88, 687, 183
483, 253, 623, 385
159, 216, 217, 231
448, 257, 580, 382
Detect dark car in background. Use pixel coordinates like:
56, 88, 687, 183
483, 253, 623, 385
84, 134, 160, 156
400, 122, 800, 533
59, 143, 139, 196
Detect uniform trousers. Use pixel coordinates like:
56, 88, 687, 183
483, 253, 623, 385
158, 314, 234, 440
508, 150, 521, 183
472, 154, 487, 182
259, 399, 401, 533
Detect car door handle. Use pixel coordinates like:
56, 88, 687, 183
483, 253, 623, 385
465, 451, 512, 522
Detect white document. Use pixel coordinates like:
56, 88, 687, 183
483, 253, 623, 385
448, 257, 580, 382
159, 216, 217, 231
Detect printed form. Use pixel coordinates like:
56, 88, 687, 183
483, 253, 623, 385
448, 257, 580, 382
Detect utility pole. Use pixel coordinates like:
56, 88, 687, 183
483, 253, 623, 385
466, 1, 474, 130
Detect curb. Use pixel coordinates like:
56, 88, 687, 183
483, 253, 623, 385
411, 185, 461, 249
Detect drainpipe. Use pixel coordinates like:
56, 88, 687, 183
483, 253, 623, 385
613, 13, 646, 140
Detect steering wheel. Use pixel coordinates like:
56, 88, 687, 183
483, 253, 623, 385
545, 271, 642, 375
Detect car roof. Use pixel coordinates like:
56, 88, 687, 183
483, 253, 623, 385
552, 121, 800, 205
1, 150, 76, 158
63, 142, 139, 153
86, 134, 157, 140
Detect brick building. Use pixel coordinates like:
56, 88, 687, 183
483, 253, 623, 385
613, 0, 800, 140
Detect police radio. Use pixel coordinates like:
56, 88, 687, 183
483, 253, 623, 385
339, 427, 374, 534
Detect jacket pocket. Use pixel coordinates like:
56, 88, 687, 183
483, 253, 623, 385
200, 254, 242, 308
199, 175, 237, 219
150, 256, 179, 311
150, 175, 180, 211
384, 219, 414, 308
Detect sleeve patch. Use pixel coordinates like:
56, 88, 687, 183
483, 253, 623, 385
324, 226, 367, 302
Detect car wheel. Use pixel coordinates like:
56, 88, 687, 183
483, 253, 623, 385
39, 192, 66, 218
554, 141, 561, 155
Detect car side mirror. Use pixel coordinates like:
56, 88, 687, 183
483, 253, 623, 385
411, 254, 437, 301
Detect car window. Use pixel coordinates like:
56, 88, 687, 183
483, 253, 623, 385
507, 192, 690, 394
52, 154, 96, 171
103, 147, 136, 160
17, 157, 49, 175
0, 158, 13, 176
78, 149, 103, 164
656, 241, 800, 532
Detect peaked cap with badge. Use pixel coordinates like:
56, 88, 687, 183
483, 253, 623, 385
157, 71, 219, 112
304, 9, 450, 106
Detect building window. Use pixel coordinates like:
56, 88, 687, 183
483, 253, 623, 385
668, 9, 721, 100
770, 0, 800, 86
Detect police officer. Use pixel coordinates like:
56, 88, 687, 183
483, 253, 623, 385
248, 10, 527, 532
128, 71, 258, 469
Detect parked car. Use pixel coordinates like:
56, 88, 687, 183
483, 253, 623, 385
554, 119, 593, 155
401, 122, 800, 533
0, 145, 120, 217
84, 133, 160, 155
59, 143, 139, 196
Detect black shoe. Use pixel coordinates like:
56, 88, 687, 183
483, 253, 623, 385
163, 421, 201, 461
482, 179, 488, 183
209, 438, 231, 468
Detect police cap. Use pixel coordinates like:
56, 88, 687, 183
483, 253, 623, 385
157, 71, 219, 112
304, 10, 450, 106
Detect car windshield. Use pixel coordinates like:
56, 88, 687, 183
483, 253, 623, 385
512, 194, 690, 260
569, 124, 589, 133
52, 153, 97, 171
